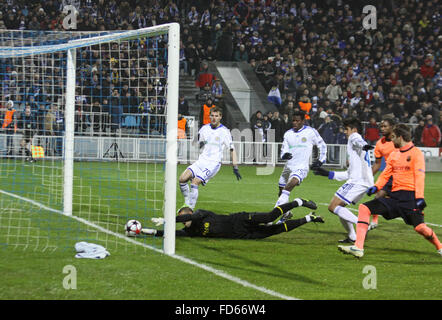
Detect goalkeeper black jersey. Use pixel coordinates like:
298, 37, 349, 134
176, 209, 239, 238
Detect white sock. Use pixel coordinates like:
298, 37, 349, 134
275, 190, 290, 207
339, 218, 356, 241
334, 205, 357, 240
188, 184, 199, 209
305, 214, 312, 222
179, 183, 189, 203
333, 205, 358, 224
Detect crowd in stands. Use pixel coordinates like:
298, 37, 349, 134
0, 0, 440, 147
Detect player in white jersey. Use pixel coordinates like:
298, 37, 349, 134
313, 118, 374, 243
178, 107, 241, 209
274, 111, 327, 223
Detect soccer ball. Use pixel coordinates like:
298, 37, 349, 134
125, 219, 142, 236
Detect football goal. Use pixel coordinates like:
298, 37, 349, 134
0, 23, 180, 255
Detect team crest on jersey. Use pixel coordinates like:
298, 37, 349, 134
407, 156, 411, 162
301, 137, 307, 143
215, 136, 220, 141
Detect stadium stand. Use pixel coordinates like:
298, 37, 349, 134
0, 0, 440, 145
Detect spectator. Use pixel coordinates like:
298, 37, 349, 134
233, 44, 248, 62
421, 116, 441, 147
53, 104, 64, 155
409, 108, 424, 124
1, 100, 18, 156
109, 89, 122, 135
335, 126, 348, 145
270, 111, 284, 142
195, 61, 215, 89
178, 95, 189, 116
177, 112, 189, 140
216, 28, 233, 61
413, 119, 426, 147
318, 116, 337, 144
44, 103, 56, 156
18, 105, 36, 161
298, 96, 312, 120
250, 110, 263, 130
199, 97, 215, 127
318, 115, 338, 161
196, 82, 213, 102
211, 79, 224, 105
324, 78, 342, 103
364, 117, 380, 145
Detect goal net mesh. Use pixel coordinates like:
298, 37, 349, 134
0, 26, 177, 253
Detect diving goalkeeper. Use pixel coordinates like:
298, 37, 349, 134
143, 199, 323, 239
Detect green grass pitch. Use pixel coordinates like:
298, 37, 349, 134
0, 161, 441, 300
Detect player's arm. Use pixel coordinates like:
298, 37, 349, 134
312, 128, 327, 168
280, 134, 292, 160
372, 158, 382, 175
371, 142, 382, 175
413, 149, 425, 200
197, 127, 205, 148
176, 209, 210, 223
372, 157, 393, 194
227, 133, 242, 180
313, 166, 349, 181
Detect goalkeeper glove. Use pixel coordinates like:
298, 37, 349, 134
151, 217, 165, 226
281, 153, 292, 160
313, 167, 330, 177
366, 186, 378, 196
310, 159, 323, 170
416, 198, 427, 210
233, 166, 242, 180
362, 144, 375, 151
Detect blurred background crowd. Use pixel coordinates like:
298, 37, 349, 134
0, 0, 440, 147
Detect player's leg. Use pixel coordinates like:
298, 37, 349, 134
405, 206, 442, 254
178, 168, 193, 206
371, 177, 393, 228
330, 183, 367, 242
415, 223, 442, 253
338, 198, 391, 258
276, 177, 299, 205
328, 196, 358, 243
246, 212, 324, 239
188, 177, 203, 209
249, 199, 318, 224
275, 165, 290, 205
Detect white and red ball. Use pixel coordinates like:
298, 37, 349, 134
125, 220, 142, 236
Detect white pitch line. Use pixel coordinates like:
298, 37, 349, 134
0, 189, 299, 301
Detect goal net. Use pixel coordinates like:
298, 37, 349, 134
0, 24, 179, 255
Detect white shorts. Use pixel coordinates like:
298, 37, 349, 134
187, 159, 221, 185
278, 165, 308, 187
335, 183, 368, 205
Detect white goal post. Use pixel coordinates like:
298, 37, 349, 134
0, 23, 180, 255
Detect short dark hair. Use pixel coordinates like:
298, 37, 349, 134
210, 106, 223, 116
343, 117, 362, 133
178, 207, 193, 215
382, 116, 396, 126
292, 110, 306, 120
392, 124, 412, 142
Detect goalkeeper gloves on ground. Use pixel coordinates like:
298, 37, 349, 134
281, 153, 292, 160
151, 217, 165, 226
233, 166, 242, 180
